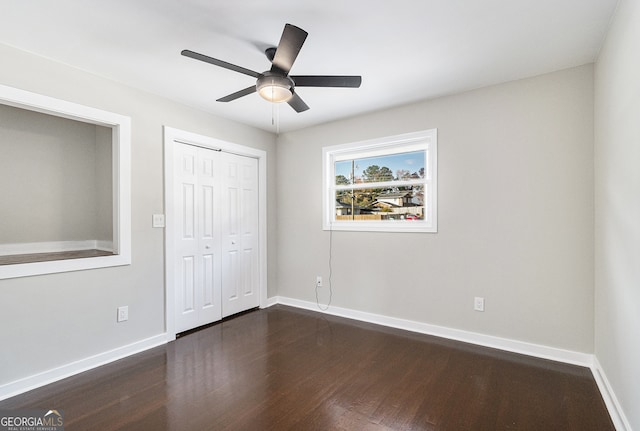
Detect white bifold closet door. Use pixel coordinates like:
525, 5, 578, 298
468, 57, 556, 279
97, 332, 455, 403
173, 142, 259, 333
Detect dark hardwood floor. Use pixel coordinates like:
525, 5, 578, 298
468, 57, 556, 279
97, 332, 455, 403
0, 249, 114, 265
0, 305, 614, 430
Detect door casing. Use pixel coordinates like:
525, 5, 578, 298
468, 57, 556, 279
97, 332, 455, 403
163, 126, 268, 341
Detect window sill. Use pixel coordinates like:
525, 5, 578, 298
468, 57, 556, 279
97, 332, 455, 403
324, 221, 437, 233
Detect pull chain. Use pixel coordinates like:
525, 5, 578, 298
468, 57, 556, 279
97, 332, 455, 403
271, 103, 280, 134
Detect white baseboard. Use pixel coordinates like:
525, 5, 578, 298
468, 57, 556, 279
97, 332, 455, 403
0, 334, 166, 401
262, 296, 280, 308
592, 357, 631, 431
95, 240, 115, 252
272, 295, 593, 366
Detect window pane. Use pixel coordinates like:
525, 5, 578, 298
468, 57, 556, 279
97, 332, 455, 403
335, 160, 353, 185
335, 185, 424, 221
355, 150, 425, 183
335, 150, 426, 186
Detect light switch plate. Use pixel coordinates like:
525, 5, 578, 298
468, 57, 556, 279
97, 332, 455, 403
152, 214, 165, 228
474, 297, 485, 312
117, 306, 129, 322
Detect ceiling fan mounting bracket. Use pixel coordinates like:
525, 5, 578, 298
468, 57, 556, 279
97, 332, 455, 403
265, 47, 277, 62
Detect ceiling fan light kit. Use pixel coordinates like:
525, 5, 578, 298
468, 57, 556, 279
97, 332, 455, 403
256, 72, 294, 103
181, 23, 362, 113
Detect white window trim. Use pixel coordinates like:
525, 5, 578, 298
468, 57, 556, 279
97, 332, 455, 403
322, 129, 437, 233
0, 84, 131, 279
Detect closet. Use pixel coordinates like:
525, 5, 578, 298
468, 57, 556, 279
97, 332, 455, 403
172, 142, 259, 333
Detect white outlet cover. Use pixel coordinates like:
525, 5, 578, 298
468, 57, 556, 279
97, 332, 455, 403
474, 297, 485, 312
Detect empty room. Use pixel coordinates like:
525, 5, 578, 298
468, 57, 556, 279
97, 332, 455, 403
0, 0, 638, 430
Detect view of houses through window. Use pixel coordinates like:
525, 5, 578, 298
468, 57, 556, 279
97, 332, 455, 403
334, 150, 426, 221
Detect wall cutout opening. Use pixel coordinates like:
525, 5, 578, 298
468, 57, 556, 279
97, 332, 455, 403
0, 84, 131, 279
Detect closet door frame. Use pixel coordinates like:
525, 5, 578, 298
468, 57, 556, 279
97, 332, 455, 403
163, 126, 268, 341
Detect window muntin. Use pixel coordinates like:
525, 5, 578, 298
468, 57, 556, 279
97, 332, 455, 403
323, 129, 437, 233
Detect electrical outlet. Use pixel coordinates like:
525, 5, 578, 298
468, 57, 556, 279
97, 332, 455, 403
117, 306, 129, 322
474, 297, 485, 312
316, 276, 323, 287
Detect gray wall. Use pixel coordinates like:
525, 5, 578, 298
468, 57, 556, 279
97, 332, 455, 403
0, 105, 112, 244
0, 43, 277, 385
277, 65, 595, 353
594, 0, 640, 428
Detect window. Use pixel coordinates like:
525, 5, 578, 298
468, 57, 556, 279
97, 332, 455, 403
0, 84, 131, 279
323, 129, 437, 233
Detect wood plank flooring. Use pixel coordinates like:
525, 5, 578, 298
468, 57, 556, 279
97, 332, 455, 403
0, 305, 614, 430
0, 249, 114, 265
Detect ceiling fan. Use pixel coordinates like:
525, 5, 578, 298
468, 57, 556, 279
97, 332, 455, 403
181, 23, 362, 113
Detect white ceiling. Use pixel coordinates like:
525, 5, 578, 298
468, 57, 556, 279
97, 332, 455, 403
1, 0, 618, 133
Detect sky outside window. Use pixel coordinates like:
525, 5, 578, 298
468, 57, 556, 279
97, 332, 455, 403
335, 150, 425, 184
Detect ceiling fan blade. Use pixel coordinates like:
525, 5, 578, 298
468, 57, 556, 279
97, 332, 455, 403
271, 24, 308, 75
291, 75, 362, 88
181, 49, 260, 78
287, 92, 310, 113
217, 86, 257, 102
